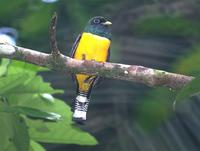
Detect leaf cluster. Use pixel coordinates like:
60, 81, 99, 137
0, 59, 97, 151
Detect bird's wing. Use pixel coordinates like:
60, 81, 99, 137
70, 34, 82, 84
70, 34, 82, 58
106, 47, 110, 62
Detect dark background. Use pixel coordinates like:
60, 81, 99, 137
1, 0, 200, 150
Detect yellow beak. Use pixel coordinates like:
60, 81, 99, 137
102, 21, 112, 25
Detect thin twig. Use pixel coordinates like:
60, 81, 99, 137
50, 12, 60, 56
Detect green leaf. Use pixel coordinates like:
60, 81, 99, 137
16, 106, 61, 121
10, 75, 63, 95
7, 93, 54, 106
175, 76, 200, 106
39, 93, 55, 103
0, 59, 10, 76
8, 60, 48, 75
29, 141, 46, 151
0, 105, 61, 121
0, 74, 29, 96
0, 102, 29, 151
0, 73, 63, 96
6, 92, 98, 145
1, 56, 96, 146
28, 119, 98, 145
21, 99, 98, 145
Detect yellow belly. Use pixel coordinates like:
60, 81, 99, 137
74, 32, 110, 61
74, 32, 110, 93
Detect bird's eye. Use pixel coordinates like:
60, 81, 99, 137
93, 19, 100, 24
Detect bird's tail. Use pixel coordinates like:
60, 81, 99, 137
72, 92, 89, 123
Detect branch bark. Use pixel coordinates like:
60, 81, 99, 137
0, 42, 194, 90
50, 12, 60, 56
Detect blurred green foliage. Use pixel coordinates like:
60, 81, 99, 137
173, 44, 200, 76
136, 88, 176, 131
1, 0, 200, 150
135, 15, 200, 131
20, 4, 54, 39
134, 15, 200, 37
0, 0, 27, 24
0, 60, 98, 151
136, 52, 200, 131
174, 76, 200, 106
172, 45, 200, 108
0, 0, 122, 62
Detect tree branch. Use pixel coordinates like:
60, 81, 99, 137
0, 42, 194, 90
50, 12, 60, 57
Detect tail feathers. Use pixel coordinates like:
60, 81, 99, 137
72, 94, 89, 123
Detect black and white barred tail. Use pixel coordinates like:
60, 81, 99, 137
72, 93, 90, 123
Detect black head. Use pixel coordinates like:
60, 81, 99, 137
84, 16, 112, 40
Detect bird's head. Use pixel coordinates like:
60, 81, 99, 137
84, 16, 112, 40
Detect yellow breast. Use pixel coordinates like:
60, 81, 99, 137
74, 32, 110, 93
74, 32, 110, 62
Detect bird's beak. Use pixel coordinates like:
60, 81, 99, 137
102, 21, 112, 25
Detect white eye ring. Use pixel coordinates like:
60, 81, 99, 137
93, 19, 100, 24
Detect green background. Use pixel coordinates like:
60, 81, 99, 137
1, 0, 200, 151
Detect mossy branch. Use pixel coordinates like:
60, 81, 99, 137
0, 42, 194, 90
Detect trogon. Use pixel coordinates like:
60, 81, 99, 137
70, 16, 112, 123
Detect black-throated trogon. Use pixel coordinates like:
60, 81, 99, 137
70, 16, 112, 123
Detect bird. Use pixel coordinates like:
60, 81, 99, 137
70, 16, 112, 124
